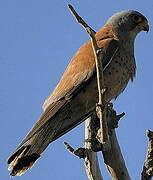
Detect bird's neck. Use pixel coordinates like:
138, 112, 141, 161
120, 36, 135, 56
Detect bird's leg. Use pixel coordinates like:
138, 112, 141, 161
64, 102, 125, 155
96, 100, 125, 130
96, 103, 125, 144
106, 103, 125, 130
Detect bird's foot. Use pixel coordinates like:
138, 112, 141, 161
105, 104, 125, 129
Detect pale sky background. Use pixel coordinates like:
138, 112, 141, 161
1, 0, 153, 180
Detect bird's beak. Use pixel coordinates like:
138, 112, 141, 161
141, 21, 149, 32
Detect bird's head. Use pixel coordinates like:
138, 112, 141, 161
107, 10, 149, 40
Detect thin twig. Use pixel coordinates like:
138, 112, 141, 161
68, 4, 96, 34
68, 3, 109, 149
63, 142, 85, 158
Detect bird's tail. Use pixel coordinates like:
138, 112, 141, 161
7, 104, 94, 176
7, 113, 62, 176
7, 99, 68, 176
8, 145, 40, 176
7, 76, 97, 176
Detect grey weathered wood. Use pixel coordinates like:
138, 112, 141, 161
68, 3, 109, 149
141, 130, 153, 180
84, 117, 103, 180
96, 108, 131, 180
102, 129, 131, 180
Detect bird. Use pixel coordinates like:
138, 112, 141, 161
7, 10, 149, 176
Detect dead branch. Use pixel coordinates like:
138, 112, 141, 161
68, 4, 96, 34
64, 107, 130, 180
84, 116, 103, 180
64, 142, 85, 158
64, 115, 103, 180
68, 2, 109, 150
141, 130, 153, 180
101, 107, 131, 180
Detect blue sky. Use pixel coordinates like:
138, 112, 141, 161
1, 0, 153, 179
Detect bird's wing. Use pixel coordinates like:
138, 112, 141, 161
43, 26, 116, 110
8, 32, 119, 176
17, 37, 119, 148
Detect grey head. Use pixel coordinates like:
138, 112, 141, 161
107, 10, 149, 39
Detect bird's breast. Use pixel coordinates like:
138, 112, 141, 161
103, 48, 136, 101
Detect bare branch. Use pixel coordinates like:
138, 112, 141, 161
64, 118, 103, 180
68, 4, 96, 34
102, 130, 131, 180
68, 3, 109, 149
84, 117, 103, 180
141, 130, 153, 180
96, 107, 131, 180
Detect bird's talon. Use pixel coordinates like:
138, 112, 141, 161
109, 111, 125, 129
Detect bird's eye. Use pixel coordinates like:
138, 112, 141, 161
132, 15, 142, 23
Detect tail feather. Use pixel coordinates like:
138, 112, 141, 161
8, 146, 28, 167
8, 145, 40, 176
7, 122, 55, 176
7, 101, 67, 176
7, 109, 68, 176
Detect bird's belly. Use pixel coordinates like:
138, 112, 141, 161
103, 59, 132, 101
